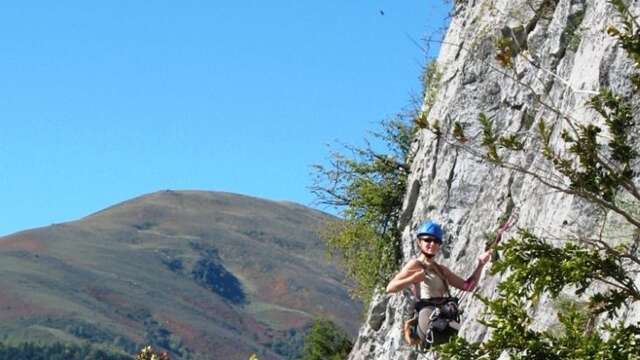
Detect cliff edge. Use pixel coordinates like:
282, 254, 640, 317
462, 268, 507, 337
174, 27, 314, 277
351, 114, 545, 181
349, 0, 640, 359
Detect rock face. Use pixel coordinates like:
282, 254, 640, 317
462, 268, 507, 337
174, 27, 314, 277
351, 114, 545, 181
349, 0, 640, 359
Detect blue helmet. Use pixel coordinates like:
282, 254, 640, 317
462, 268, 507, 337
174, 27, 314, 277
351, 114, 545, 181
416, 220, 443, 243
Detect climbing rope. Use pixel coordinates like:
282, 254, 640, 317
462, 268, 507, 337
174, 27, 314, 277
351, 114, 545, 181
456, 208, 520, 302
492, 207, 520, 250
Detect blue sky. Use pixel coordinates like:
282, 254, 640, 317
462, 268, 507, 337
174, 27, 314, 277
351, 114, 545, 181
0, 1, 450, 236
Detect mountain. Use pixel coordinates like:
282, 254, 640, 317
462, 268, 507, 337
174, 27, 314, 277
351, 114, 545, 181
0, 190, 361, 359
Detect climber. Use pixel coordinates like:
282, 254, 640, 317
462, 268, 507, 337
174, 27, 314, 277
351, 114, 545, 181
385, 220, 492, 347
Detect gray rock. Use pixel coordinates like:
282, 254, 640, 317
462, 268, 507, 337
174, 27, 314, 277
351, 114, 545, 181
368, 294, 390, 331
348, 0, 640, 358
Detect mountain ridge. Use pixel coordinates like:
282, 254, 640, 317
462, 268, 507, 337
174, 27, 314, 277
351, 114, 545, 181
0, 190, 360, 360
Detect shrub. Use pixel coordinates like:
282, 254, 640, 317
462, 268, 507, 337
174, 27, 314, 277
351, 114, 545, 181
135, 346, 171, 360
300, 318, 353, 360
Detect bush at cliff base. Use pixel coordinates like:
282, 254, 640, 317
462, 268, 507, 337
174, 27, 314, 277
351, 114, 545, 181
135, 346, 171, 360
301, 318, 353, 360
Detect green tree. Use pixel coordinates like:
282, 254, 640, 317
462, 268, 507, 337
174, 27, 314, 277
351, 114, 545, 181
434, 1, 640, 358
301, 318, 353, 360
310, 118, 416, 304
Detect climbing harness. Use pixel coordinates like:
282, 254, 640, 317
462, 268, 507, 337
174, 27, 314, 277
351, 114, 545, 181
404, 297, 461, 350
403, 262, 460, 350
420, 297, 461, 347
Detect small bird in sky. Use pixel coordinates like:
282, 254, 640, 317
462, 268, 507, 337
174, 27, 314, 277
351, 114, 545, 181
380, 10, 385, 16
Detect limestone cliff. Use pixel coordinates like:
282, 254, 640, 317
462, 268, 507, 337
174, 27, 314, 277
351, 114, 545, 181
349, 0, 640, 359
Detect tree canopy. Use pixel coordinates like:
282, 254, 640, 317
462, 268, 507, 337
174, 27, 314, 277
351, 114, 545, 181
310, 118, 416, 304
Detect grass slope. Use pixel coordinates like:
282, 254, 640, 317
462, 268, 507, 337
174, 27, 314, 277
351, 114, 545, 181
0, 190, 361, 360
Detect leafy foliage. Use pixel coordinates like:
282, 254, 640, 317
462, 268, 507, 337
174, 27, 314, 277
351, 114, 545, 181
452, 121, 468, 143
300, 318, 353, 360
476, 113, 525, 163
321, 219, 402, 303
439, 300, 640, 360
311, 119, 415, 304
423, 60, 443, 120
608, 0, 640, 67
589, 90, 637, 168
415, 60, 443, 131
415, 111, 429, 129
477, 95, 638, 229
438, 219, 640, 359
479, 113, 501, 163
492, 230, 639, 315
265, 327, 305, 359
494, 36, 515, 68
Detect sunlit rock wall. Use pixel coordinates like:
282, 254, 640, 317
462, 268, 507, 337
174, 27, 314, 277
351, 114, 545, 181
349, 0, 640, 359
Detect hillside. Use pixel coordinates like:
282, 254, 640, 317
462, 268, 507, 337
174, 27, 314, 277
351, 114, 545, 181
0, 190, 361, 359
